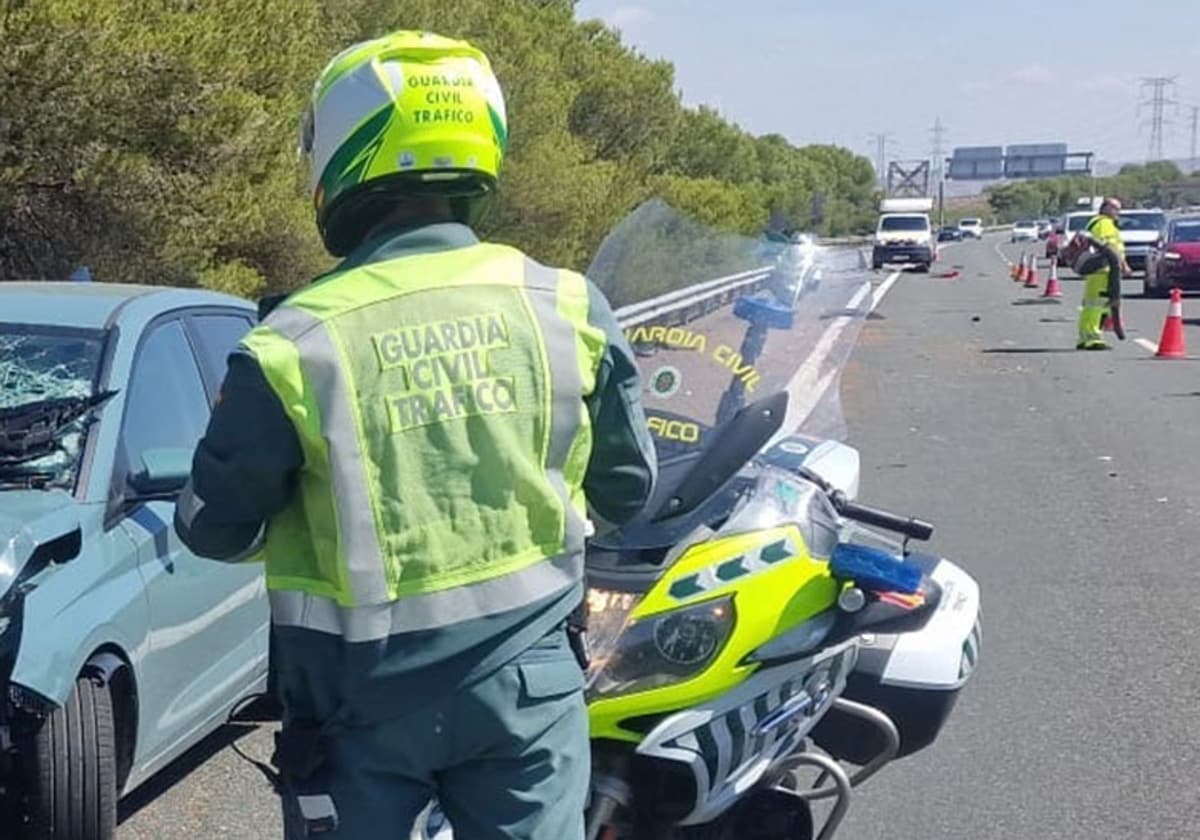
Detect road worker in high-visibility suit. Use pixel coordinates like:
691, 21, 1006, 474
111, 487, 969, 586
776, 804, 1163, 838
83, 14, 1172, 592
1077, 198, 1131, 350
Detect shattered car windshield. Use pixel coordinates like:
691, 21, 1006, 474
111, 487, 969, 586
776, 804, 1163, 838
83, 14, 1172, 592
0, 325, 106, 490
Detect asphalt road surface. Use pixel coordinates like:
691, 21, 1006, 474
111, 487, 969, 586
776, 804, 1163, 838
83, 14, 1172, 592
119, 234, 1200, 839
836, 234, 1200, 839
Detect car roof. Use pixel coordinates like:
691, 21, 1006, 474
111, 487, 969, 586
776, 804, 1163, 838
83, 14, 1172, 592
0, 282, 254, 330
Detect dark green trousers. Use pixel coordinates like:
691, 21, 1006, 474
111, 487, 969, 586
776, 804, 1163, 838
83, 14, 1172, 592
282, 627, 588, 840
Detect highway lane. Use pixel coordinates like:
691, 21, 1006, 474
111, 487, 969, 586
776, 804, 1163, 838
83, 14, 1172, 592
835, 233, 1200, 839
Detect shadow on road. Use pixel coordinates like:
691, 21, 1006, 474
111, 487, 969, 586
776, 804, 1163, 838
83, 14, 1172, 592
981, 347, 1079, 354
117, 723, 266, 824
1011, 299, 1065, 307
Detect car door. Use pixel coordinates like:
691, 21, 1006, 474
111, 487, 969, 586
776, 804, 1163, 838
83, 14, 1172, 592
114, 316, 267, 770
182, 309, 259, 401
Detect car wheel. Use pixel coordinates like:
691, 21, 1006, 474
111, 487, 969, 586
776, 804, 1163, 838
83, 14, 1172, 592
25, 675, 118, 840
1149, 268, 1170, 297
915, 263, 930, 273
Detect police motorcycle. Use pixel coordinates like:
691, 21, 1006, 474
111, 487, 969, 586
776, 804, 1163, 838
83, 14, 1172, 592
413, 201, 982, 840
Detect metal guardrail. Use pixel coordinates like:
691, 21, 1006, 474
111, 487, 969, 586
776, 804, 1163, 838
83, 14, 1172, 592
612, 224, 1010, 330
614, 266, 773, 328
613, 237, 870, 329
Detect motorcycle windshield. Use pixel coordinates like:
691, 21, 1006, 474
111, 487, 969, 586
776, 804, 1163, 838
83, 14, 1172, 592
589, 199, 870, 457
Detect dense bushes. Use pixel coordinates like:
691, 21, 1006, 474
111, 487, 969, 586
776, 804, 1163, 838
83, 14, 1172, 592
0, 0, 878, 296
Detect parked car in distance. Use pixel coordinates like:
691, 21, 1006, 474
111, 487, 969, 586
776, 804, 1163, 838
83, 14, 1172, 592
1144, 215, 1200, 297
937, 225, 964, 242
1061, 211, 1094, 242
1116, 208, 1167, 275
1011, 220, 1039, 242
957, 218, 984, 239
0, 281, 267, 839
1036, 219, 1053, 239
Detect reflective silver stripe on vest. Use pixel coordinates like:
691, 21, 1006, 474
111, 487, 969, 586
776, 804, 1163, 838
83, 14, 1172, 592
263, 306, 391, 605
268, 551, 583, 641
522, 258, 588, 550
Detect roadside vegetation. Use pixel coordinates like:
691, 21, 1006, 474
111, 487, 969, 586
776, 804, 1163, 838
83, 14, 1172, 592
0, 0, 879, 297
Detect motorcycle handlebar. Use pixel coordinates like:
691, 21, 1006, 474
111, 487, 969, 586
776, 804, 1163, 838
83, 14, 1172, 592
831, 493, 934, 541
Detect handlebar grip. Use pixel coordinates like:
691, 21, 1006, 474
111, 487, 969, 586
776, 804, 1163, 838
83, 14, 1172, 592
836, 499, 935, 541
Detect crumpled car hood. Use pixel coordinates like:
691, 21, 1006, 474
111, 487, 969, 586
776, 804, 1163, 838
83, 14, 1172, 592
0, 489, 81, 600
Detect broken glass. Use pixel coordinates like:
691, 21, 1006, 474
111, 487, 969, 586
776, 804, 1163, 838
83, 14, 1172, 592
0, 326, 106, 490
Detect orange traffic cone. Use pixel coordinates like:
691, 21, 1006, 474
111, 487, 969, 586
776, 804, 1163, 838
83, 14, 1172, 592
1015, 253, 1028, 283
1024, 256, 1040, 289
1156, 287, 1187, 358
1042, 258, 1063, 298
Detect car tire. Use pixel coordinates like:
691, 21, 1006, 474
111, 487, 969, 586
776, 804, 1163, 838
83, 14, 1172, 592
915, 263, 930, 274
25, 675, 118, 840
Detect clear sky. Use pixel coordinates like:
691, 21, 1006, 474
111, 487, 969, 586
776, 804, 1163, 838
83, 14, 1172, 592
574, 0, 1200, 170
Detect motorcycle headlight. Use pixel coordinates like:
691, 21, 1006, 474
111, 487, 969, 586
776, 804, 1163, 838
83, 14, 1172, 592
585, 587, 642, 674
587, 595, 736, 700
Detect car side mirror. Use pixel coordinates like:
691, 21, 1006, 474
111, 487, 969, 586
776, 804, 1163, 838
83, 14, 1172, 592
128, 448, 193, 497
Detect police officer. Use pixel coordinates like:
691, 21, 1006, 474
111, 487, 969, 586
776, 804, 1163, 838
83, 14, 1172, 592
174, 30, 657, 840
1077, 197, 1131, 350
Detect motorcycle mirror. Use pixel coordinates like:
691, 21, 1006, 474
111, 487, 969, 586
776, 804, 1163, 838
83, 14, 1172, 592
651, 390, 788, 523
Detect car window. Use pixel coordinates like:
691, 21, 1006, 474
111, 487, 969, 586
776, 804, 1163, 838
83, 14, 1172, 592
1118, 213, 1165, 232
1171, 221, 1200, 243
189, 314, 255, 387
120, 319, 210, 479
881, 216, 928, 231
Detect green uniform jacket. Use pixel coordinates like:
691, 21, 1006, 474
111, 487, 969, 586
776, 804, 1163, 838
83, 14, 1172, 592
174, 222, 657, 722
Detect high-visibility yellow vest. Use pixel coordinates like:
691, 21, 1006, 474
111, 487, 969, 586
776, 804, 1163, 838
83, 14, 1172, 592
239, 241, 606, 623
1087, 215, 1125, 256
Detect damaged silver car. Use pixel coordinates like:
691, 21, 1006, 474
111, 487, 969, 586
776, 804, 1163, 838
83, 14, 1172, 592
0, 281, 269, 839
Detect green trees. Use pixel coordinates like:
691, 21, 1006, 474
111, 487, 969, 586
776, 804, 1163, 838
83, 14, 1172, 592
0, 0, 878, 296
985, 161, 1198, 223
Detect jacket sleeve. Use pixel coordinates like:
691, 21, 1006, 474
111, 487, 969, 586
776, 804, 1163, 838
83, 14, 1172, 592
174, 349, 303, 561
581, 279, 658, 530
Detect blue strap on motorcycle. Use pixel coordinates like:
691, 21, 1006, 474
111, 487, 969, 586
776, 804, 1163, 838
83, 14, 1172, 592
830, 542, 922, 594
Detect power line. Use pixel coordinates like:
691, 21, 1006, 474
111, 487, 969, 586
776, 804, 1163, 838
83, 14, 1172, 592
929, 117, 948, 181
868, 132, 897, 188
1190, 105, 1199, 174
1138, 76, 1178, 162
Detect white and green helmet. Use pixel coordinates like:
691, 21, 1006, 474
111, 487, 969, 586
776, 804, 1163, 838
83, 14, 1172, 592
300, 30, 509, 254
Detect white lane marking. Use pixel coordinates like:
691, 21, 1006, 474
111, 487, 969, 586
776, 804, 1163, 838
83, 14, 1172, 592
1135, 338, 1159, 354
772, 281, 874, 443
871, 270, 901, 313
993, 241, 1011, 266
